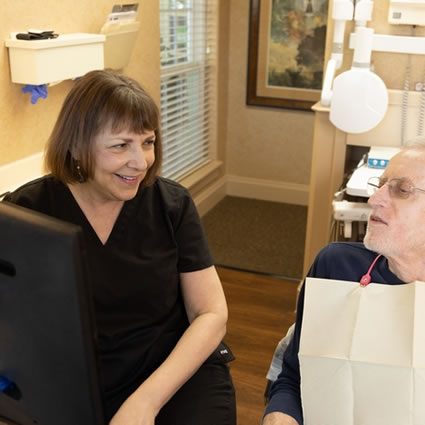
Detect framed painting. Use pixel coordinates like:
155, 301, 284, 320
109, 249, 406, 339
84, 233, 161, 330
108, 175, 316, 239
247, 0, 328, 111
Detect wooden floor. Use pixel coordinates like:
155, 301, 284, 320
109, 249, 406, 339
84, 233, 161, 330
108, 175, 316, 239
217, 266, 299, 425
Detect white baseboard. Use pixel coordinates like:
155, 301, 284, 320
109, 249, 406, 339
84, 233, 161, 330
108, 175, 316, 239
193, 176, 227, 217
226, 175, 309, 206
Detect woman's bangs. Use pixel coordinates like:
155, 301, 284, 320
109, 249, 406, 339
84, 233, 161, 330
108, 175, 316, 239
105, 90, 158, 135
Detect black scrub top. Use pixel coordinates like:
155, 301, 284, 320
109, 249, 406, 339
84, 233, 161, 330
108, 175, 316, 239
4, 175, 214, 404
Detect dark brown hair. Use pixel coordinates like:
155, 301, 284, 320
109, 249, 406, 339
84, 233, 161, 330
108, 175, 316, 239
44, 69, 162, 186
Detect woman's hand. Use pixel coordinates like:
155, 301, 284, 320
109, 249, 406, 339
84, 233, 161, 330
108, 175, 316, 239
109, 390, 158, 425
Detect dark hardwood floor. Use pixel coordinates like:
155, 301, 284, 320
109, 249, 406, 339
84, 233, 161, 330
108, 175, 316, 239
217, 266, 299, 425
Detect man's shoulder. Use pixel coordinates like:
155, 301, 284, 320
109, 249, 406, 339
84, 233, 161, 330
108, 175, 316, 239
310, 242, 378, 280
320, 241, 375, 258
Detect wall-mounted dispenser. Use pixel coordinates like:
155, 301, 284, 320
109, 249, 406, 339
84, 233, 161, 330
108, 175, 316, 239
101, 21, 140, 70
101, 3, 140, 70
5, 33, 105, 85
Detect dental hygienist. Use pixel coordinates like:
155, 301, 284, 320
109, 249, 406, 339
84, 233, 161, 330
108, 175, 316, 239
4, 70, 236, 425
263, 138, 425, 425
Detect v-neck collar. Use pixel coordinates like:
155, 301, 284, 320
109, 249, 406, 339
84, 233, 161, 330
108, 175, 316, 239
63, 184, 140, 248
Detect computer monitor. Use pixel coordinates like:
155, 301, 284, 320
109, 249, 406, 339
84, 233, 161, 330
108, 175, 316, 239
0, 201, 105, 425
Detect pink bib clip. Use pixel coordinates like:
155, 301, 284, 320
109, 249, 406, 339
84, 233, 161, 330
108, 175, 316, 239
360, 254, 382, 286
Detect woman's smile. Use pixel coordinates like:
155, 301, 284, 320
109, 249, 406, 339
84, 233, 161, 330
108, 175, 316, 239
114, 173, 142, 185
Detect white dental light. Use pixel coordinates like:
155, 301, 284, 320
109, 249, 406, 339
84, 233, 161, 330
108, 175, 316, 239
329, 26, 388, 134
320, 0, 425, 134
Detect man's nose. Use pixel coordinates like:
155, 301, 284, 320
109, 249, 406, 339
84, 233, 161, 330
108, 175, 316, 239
368, 182, 391, 207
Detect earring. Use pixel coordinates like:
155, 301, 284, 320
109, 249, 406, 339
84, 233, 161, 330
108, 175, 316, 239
75, 161, 85, 183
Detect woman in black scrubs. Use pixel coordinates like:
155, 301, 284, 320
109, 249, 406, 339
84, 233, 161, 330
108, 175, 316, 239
4, 69, 236, 425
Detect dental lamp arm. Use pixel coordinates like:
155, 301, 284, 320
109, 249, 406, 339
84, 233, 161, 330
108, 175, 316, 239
354, 0, 374, 28
321, 59, 336, 106
331, 0, 354, 68
321, 0, 353, 105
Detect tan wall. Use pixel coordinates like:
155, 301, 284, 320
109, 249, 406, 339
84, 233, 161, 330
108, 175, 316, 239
223, 0, 315, 189
0, 0, 160, 167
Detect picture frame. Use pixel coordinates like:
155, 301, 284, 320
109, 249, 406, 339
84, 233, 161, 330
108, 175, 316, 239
247, 0, 328, 111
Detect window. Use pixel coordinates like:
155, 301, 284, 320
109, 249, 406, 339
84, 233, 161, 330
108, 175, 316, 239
159, 0, 217, 181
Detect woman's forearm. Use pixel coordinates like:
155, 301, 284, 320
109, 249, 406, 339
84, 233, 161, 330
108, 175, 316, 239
131, 310, 227, 414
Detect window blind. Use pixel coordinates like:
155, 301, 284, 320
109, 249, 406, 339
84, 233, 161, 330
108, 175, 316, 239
159, 0, 217, 181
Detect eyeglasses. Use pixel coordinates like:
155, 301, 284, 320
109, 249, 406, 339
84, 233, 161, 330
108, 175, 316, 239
367, 176, 425, 199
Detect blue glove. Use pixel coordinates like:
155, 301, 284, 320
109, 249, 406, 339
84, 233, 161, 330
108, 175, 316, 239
0, 375, 13, 392
22, 84, 48, 104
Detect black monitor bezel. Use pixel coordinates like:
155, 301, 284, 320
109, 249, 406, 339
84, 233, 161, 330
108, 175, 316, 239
0, 201, 104, 425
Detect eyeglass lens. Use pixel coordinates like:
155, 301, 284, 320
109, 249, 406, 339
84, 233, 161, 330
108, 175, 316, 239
367, 178, 412, 199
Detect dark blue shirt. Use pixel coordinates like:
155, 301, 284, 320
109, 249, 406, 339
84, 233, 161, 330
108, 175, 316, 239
264, 242, 404, 425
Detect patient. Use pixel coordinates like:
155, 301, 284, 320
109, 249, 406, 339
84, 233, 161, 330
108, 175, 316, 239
4, 69, 236, 425
263, 138, 425, 425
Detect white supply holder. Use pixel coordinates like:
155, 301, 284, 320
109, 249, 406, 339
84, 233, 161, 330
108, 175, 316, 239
5, 33, 105, 85
101, 21, 140, 70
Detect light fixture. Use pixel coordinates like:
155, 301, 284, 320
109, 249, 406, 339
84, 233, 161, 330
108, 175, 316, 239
329, 27, 388, 134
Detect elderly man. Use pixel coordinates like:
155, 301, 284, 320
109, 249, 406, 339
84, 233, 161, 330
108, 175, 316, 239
263, 140, 425, 425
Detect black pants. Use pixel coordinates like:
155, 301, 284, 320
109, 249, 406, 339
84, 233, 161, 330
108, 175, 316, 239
104, 359, 236, 425
156, 361, 236, 425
